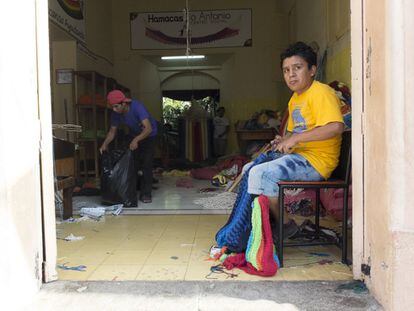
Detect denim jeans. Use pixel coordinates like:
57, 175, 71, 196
242, 151, 323, 197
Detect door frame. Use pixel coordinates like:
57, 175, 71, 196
36, 0, 58, 282
350, 0, 365, 279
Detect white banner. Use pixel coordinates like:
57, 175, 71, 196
49, 0, 86, 43
130, 9, 252, 50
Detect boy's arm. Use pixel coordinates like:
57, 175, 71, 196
276, 122, 344, 153
129, 119, 152, 150
100, 126, 117, 154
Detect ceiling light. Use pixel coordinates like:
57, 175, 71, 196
161, 55, 205, 60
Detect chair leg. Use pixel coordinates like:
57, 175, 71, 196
278, 186, 284, 268
315, 188, 320, 239
342, 186, 349, 264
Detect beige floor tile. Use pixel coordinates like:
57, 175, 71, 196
57, 264, 98, 281
128, 227, 166, 239
199, 215, 228, 222
189, 248, 211, 263
185, 263, 229, 281
192, 238, 216, 250
280, 265, 333, 281
195, 229, 218, 238
171, 215, 200, 223
117, 238, 158, 251
101, 250, 151, 265
57, 244, 84, 256
66, 250, 112, 265
197, 221, 224, 230
136, 265, 187, 281
154, 237, 196, 250
325, 263, 353, 280
146, 248, 191, 265
88, 264, 142, 281
164, 227, 198, 236
74, 243, 122, 253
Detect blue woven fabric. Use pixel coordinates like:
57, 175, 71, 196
215, 152, 274, 252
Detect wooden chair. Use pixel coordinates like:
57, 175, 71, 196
277, 130, 351, 267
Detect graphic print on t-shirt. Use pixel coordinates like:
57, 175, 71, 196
292, 106, 307, 133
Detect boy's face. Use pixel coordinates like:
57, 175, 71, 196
112, 102, 128, 114
217, 109, 225, 117
282, 55, 316, 95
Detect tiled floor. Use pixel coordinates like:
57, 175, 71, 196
57, 175, 352, 281
56, 214, 353, 282
71, 176, 232, 215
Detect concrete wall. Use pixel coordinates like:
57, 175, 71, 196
0, 0, 44, 308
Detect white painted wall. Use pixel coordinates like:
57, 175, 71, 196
0, 0, 47, 308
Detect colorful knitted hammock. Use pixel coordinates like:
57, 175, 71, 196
223, 195, 279, 276
215, 152, 275, 252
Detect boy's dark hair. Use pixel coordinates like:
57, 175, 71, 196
280, 41, 317, 69
216, 107, 225, 113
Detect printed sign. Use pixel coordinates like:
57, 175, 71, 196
49, 0, 86, 42
130, 9, 252, 50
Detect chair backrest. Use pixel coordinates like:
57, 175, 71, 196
330, 130, 351, 184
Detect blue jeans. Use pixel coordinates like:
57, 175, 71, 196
242, 152, 323, 197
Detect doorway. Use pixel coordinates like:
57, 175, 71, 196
41, 0, 359, 286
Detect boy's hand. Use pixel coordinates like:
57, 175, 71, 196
270, 135, 283, 150
99, 144, 107, 154
130, 139, 139, 150
276, 135, 298, 153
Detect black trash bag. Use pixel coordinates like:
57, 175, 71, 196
101, 149, 137, 207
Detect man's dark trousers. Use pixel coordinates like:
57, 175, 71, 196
133, 136, 156, 198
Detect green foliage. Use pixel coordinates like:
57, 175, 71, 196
162, 97, 191, 129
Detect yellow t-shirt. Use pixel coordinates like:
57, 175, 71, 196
287, 81, 344, 179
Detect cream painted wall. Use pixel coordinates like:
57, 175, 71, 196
76, 0, 114, 76
289, 0, 351, 86
49, 0, 115, 132
51, 41, 77, 140
161, 72, 220, 90
111, 0, 291, 152
0, 1, 45, 308
361, 0, 414, 309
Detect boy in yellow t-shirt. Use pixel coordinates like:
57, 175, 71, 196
243, 41, 344, 234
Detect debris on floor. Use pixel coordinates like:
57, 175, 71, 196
80, 207, 106, 219
61, 233, 85, 242
79, 204, 123, 219
335, 280, 368, 294
57, 263, 87, 271
76, 286, 88, 293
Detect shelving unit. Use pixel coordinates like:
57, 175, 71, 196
72, 71, 129, 181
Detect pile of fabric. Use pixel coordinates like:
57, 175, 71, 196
242, 110, 283, 131
190, 155, 249, 187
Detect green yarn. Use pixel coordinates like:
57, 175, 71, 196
246, 197, 263, 270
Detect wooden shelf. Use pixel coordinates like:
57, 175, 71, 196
73, 70, 129, 181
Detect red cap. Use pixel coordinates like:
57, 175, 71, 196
107, 90, 131, 105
